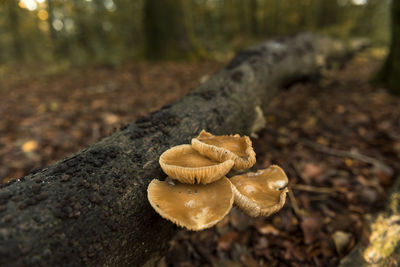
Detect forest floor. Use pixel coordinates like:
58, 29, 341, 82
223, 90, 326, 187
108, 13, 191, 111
1, 49, 399, 266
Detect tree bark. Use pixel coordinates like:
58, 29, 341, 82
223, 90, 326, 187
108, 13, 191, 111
0, 33, 359, 267
374, 0, 400, 95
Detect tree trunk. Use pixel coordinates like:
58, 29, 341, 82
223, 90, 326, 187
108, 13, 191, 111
250, 0, 258, 36
7, 0, 23, 61
0, 33, 360, 267
374, 0, 400, 95
143, 0, 204, 61
273, 0, 280, 35
47, 0, 60, 57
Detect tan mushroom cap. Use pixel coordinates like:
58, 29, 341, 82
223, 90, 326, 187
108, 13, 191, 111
159, 144, 234, 184
191, 130, 256, 170
147, 177, 234, 231
230, 165, 288, 217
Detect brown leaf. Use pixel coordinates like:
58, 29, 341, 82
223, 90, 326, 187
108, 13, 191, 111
240, 254, 259, 267
301, 215, 322, 245
216, 215, 231, 235
218, 231, 239, 251
254, 236, 269, 250
332, 231, 352, 254
229, 208, 251, 232
254, 221, 280, 235
374, 166, 393, 186
22, 140, 38, 153
302, 163, 323, 183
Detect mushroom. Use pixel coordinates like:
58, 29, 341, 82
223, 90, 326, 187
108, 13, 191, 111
230, 165, 288, 217
147, 177, 234, 231
159, 144, 234, 184
191, 130, 256, 170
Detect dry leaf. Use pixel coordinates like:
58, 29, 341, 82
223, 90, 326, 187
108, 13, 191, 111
22, 140, 38, 152
332, 231, 352, 254
301, 216, 322, 245
218, 231, 239, 251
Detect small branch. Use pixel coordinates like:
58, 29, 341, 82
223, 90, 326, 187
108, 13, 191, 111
291, 184, 338, 194
287, 188, 308, 218
298, 138, 391, 173
266, 128, 391, 173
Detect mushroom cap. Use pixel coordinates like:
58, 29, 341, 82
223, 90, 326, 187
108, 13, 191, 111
147, 177, 234, 231
159, 144, 234, 184
230, 165, 288, 217
191, 130, 256, 170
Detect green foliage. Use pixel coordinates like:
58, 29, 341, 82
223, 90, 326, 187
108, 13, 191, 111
0, 0, 391, 65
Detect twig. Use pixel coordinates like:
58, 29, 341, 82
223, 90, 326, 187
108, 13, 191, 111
298, 137, 391, 173
265, 128, 391, 173
287, 189, 308, 218
291, 184, 338, 194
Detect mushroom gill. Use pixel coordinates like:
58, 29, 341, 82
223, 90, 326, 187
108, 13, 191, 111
191, 130, 256, 170
147, 177, 234, 231
230, 165, 288, 217
159, 144, 234, 184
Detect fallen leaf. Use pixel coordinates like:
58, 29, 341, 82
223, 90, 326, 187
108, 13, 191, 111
103, 113, 119, 125
301, 215, 322, 244
22, 140, 38, 152
302, 163, 323, 182
240, 254, 259, 267
254, 222, 280, 235
218, 231, 239, 251
332, 231, 352, 254
344, 158, 353, 167
229, 208, 251, 232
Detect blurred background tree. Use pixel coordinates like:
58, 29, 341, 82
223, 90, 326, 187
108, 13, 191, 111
143, 0, 206, 60
375, 0, 400, 95
0, 0, 391, 65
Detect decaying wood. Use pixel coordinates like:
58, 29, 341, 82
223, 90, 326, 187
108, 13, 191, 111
339, 175, 400, 267
0, 33, 362, 266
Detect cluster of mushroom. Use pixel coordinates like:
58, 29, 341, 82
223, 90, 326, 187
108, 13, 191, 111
147, 130, 289, 231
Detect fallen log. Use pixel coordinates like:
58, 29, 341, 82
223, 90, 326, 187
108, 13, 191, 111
0, 33, 362, 266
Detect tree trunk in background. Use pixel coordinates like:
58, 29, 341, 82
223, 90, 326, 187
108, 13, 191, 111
72, 0, 93, 61
317, 0, 338, 29
250, 0, 258, 36
47, 0, 59, 56
273, 0, 280, 35
375, 0, 400, 95
238, 0, 248, 34
143, 0, 204, 60
7, 0, 23, 61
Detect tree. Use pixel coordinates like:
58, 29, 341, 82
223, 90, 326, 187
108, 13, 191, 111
143, 0, 204, 60
250, 0, 259, 36
5, 0, 24, 60
375, 0, 400, 95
